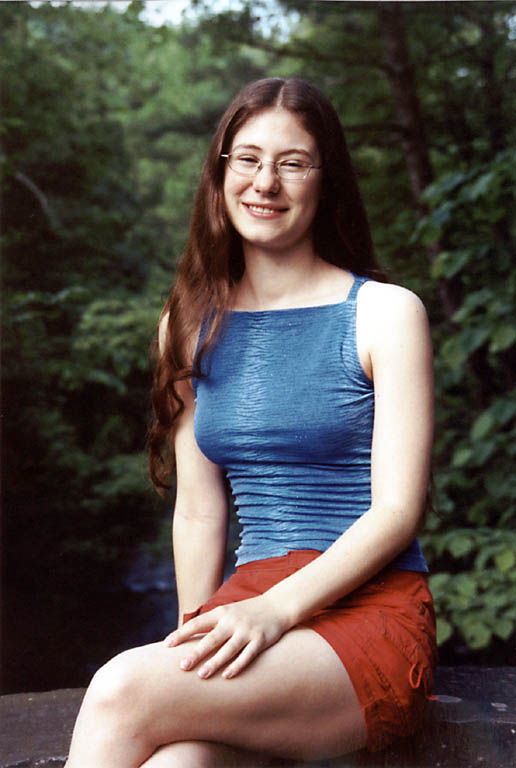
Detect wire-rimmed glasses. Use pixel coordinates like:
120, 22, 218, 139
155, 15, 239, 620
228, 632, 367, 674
221, 152, 322, 181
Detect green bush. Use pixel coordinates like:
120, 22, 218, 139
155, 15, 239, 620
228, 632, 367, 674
415, 150, 516, 652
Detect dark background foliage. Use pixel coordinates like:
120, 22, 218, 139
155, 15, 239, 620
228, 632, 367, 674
2, 0, 515, 693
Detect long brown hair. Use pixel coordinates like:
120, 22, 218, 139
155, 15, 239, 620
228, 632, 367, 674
149, 77, 386, 491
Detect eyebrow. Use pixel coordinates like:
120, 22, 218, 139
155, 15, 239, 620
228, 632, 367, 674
231, 143, 314, 159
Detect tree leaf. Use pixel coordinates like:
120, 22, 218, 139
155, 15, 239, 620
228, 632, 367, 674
428, 572, 451, 595
454, 573, 478, 596
461, 620, 492, 649
489, 325, 516, 353
470, 411, 495, 441
436, 617, 453, 645
494, 549, 516, 572
464, 171, 495, 201
431, 249, 471, 280
492, 618, 514, 641
441, 336, 467, 370
452, 446, 473, 468
490, 395, 516, 425
448, 534, 475, 558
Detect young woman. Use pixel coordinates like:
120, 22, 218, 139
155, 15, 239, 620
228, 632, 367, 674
66, 78, 437, 767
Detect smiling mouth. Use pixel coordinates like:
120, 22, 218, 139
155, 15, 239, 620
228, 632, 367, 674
244, 203, 288, 215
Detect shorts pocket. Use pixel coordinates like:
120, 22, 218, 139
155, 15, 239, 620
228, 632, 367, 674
376, 608, 436, 701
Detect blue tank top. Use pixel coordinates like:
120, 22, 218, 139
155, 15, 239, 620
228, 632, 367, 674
193, 274, 427, 572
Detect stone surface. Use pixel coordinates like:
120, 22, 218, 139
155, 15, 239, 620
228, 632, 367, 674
0, 688, 85, 767
1, 668, 515, 767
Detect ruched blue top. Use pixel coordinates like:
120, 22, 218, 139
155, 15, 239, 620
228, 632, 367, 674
193, 274, 427, 572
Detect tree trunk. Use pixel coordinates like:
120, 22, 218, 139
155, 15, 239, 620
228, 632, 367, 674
477, 12, 506, 155
377, 6, 434, 206
377, 6, 462, 318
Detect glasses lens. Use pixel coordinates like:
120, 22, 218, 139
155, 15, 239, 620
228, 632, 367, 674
229, 154, 260, 175
277, 161, 311, 180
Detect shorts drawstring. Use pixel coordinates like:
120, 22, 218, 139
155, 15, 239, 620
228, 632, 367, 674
409, 659, 437, 701
409, 661, 423, 689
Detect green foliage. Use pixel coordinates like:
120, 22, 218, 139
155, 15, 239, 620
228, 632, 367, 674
1, 0, 273, 577
429, 564, 516, 649
73, 294, 160, 393
415, 148, 516, 654
2, 0, 516, 666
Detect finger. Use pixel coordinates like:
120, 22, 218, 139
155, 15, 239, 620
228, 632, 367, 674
178, 625, 232, 672
196, 634, 248, 679
222, 639, 263, 680
164, 612, 217, 647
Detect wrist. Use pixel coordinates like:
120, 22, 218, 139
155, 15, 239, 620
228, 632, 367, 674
262, 580, 305, 631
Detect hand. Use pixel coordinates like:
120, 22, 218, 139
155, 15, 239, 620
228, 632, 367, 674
163, 594, 288, 680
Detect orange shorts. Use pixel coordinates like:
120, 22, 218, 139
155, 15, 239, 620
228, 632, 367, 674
183, 549, 438, 752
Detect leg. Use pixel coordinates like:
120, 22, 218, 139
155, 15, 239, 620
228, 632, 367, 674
140, 741, 277, 768
66, 628, 367, 767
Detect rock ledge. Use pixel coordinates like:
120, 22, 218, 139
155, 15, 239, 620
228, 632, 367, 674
1, 668, 515, 767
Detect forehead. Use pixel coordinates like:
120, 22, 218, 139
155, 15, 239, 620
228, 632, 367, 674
230, 108, 318, 155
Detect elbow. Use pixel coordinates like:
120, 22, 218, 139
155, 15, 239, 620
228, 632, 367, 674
396, 504, 425, 544
372, 501, 425, 547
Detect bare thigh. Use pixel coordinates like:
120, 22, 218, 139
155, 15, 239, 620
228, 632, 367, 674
93, 626, 367, 761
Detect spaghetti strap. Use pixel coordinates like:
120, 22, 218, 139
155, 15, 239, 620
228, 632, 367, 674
347, 273, 368, 304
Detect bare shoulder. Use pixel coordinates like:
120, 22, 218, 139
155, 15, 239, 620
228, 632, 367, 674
157, 310, 198, 405
356, 282, 431, 375
359, 280, 426, 313
158, 310, 200, 364
158, 310, 170, 355
358, 281, 428, 334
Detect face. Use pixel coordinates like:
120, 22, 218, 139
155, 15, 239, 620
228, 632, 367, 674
223, 108, 322, 256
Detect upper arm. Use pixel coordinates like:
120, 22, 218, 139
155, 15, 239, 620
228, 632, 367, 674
159, 310, 228, 521
357, 283, 433, 527
173, 377, 229, 524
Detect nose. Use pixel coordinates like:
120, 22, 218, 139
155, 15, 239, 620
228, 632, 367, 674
252, 162, 280, 194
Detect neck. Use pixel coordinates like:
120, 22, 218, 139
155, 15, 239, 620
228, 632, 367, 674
234, 241, 325, 311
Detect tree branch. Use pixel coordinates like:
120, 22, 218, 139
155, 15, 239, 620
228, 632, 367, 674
14, 171, 61, 231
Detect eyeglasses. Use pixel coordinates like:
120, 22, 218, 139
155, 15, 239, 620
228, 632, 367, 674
221, 152, 322, 181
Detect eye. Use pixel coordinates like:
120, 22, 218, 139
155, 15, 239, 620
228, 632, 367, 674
279, 158, 310, 176
235, 154, 260, 166
281, 160, 309, 168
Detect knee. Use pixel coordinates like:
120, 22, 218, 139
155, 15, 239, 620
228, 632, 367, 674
85, 647, 145, 716
142, 742, 237, 768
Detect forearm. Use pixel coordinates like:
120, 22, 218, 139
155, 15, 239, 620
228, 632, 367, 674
166, 505, 425, 680
173, 510, 228, 624
265, 504, 422, 629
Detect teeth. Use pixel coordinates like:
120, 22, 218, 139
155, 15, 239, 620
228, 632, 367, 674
247, 205, 279, 214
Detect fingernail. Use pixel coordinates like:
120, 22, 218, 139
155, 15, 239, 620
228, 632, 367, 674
180, 657, 193, 671
198, 665, 210, 678
222, 669, 233, 679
